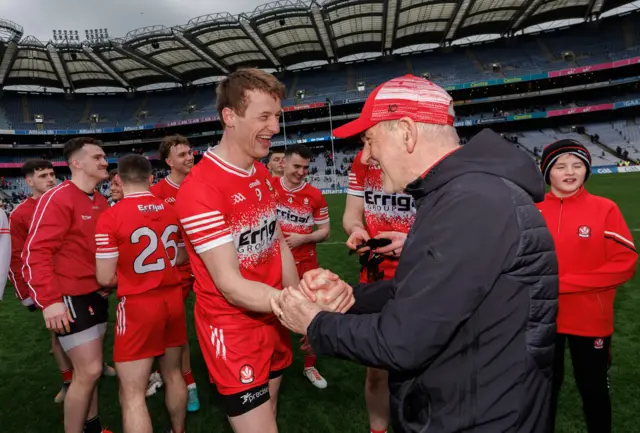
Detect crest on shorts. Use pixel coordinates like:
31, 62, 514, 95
239, 365, 254, 384
88, 306, 95, 316
577, 225, 591, 238
594, 338, 604, 349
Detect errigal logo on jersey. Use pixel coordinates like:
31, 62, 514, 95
276, 205, 312, 227
364, 191, 415, 214
234, 211, 279, 267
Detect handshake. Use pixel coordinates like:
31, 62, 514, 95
270, 269, 355, 335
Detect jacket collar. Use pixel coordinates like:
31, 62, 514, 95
545, 186, 588, 202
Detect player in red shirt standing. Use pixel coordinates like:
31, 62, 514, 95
267, 150, 285, 178
340, 144, 417, 433
273, 144, 330, 389
23, 137, 112, 433
108, 169, 123, 207
148, 134, 200, 411
175, 69, 304, 433
8, 159, 75, 403
95, 154, 188, 433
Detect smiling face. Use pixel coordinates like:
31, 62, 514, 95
71, 143, 109, 183
283, 153, 310, 186
166, 143, 194, 176
360, 121, 416, 194
549, 153, 587, 197
223, 89, 282, 160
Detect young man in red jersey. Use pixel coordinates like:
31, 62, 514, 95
342, 145, 417, 433
23, 137, 112, 433
148, 134, 200, 411
175, 68, 352, 433
267, 150, 285, 178
8, 159, 75, 403
537, 140, 637, 433
108, 169, 123, 206
96, 154, 188, 433
273, 144, 330, 389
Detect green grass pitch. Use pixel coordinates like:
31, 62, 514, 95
1, 173, 638, 432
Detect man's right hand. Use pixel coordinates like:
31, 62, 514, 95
298, 268, 355, 313
43, 302, 74, 334
346, 227, 371, 254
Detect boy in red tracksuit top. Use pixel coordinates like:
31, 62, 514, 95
537, 139, 637, 433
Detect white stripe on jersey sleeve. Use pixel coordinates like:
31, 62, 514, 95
180, 211, 233, 254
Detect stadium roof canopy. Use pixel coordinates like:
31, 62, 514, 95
0, 0, 636, 91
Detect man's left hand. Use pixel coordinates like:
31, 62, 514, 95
284, 233, 306, 250
373, 231, 407, 256
271, 287, 322, 335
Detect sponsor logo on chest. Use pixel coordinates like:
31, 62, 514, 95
364, 190, 415, 213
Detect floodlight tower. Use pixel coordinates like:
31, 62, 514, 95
85, 28, 110, 43
52, 29, 81, 43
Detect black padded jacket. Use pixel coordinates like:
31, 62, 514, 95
307, 129, 559, 433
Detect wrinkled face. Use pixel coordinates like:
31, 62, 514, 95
71, 144, 108, 182
166, 144, 194, 176
223, 90, 281, 160
110, 176, 123, 201
360, 122, 410, 194
283, 153, 310, 186
268, 152, 285, 176
26, 168, 56, 196
549, 153, 587, 197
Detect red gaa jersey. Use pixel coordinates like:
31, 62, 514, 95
95, 191, 183, 297
348, 150, 417, 282
150, 177, 180, 205
8, 197, 37, 301
151, 177, 192, 282
273, 177, 329, 264
175, 148, 282, 327
23, 181, 109, 309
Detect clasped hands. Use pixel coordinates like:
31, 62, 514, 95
270, 268, 355, 335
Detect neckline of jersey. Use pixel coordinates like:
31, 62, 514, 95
205, 147, 256, 178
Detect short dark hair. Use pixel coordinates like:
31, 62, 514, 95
21, 159, 54, 177
159, 134, 190, 161
284, 144, 312, 160
117, 154, 152, 185
63, 137, 103, 163
108, 168, 118, 180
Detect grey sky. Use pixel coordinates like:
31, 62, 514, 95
2, 0, 269, 41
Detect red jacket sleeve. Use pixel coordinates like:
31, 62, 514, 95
22, 191, 70, 309
8, 209, 30, 302
0, 210, 9, 300
561, 204, 637, 289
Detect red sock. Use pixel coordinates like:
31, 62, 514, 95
303, 354, 316, 369
61, 369, 73, 383
183, 370, 195, 387
370, 430, 387, 433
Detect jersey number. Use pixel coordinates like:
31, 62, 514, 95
131, 225, 179, 274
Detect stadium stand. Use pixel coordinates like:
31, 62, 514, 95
2, 3, 640, 217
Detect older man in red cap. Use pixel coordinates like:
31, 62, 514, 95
271, 75, 559, 433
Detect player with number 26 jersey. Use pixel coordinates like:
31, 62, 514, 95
95, 191, 186, 362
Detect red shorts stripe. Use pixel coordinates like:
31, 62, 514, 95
194, 307, 292, 395
114, 286, 187, 363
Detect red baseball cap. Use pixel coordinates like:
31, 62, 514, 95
332, 74, 455, 139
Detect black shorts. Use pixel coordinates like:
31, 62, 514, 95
57, 292, 109, 351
